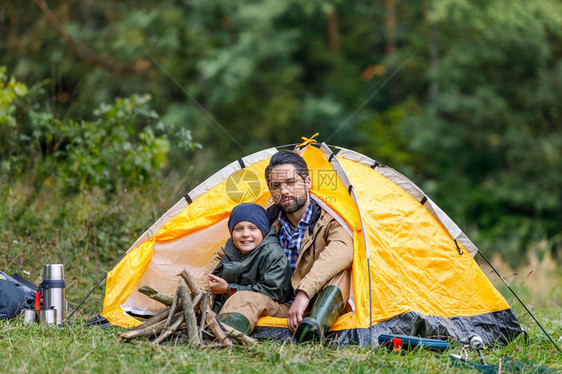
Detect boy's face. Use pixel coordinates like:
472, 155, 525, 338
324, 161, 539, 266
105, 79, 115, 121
232, 221, 264, 254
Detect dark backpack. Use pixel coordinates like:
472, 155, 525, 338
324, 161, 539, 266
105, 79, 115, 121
0, 271, 38, 319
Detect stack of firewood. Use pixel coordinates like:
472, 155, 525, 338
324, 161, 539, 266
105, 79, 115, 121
118, 269, 256, 347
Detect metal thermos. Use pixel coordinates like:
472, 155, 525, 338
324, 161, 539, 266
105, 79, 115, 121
41, 264, 66, 324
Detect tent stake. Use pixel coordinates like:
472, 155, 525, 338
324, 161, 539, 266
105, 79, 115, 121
477, 251, 561, 353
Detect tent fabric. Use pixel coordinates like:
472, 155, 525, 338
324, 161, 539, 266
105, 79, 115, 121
253, 309, 521, 346
336, 147, 479, 257
100, 143, 522, 345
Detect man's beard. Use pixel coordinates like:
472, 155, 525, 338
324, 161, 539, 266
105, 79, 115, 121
276, 194, 308, 214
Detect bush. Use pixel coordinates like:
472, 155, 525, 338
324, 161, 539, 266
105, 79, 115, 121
0, 67, 200, 192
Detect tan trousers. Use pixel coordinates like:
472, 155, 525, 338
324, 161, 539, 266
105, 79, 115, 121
327, 268, 351, 306
220, 269, 351, 330
220, 291, 290, 331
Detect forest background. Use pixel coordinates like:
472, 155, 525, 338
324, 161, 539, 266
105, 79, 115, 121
1, 0, 561, 325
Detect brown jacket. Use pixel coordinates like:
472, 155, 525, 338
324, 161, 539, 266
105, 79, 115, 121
272, 201, 354, 299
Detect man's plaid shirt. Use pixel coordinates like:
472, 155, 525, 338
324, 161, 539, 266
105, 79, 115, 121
277, 202, 314, 273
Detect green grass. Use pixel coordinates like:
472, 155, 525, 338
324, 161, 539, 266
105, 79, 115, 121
1, 179, 561, 373
0, 316, 560, 374
1, 262, 560, 373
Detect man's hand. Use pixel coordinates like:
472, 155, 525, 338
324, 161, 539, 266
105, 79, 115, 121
207, 274, 228, 294
288, 291, 310, 333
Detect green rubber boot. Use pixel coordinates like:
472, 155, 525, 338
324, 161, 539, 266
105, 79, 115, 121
294, 285, 344, 344
216, 312, 252, 335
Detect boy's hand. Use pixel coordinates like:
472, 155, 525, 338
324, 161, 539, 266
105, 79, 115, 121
208, 274, 228, 294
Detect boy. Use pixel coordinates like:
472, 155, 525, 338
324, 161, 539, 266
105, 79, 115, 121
206, 203, 293, 335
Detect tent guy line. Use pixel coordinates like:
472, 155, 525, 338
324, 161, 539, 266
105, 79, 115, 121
66, 250, 130, 321
150, 45, 414, 157
325, 51, 416, 144
477, 251, 561, 353
149, 55, 248, 154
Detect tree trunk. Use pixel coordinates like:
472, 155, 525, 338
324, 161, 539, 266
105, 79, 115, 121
423, 0, 440, 107
385, 0, 398, 99
385, 0, 397, 59
327, 8, 339, 55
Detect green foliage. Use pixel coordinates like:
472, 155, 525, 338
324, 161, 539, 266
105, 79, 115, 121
0, 181, 176, 310
355, 0, 562, 266
0, 66, 28, 127
0, 69, 45, 177
52, 94, 171, 191
0, 70, 201, 192
1, 0, 562, 264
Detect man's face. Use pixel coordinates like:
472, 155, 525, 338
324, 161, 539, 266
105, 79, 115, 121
268, 164, 311, 214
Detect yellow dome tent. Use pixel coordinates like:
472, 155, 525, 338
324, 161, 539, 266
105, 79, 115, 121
98, 143, 522, 345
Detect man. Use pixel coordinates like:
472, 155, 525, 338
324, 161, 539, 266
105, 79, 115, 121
265, 150, 354, 343
200, 150, 353, 343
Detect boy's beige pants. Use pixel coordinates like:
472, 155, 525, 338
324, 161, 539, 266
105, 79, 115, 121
220, 269, 350, 331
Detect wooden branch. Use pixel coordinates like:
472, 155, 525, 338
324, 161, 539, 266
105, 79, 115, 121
139, 286, 175, 307
32, 0, 131, 74
191, 291, 205, 310
121, 270, 256, 348
119, 310, 184, 339
179, 269, 201, 295
178, 282, 201, 347
206, 312, 233, 347
173, 331, 181, 346
152, 314, 185, 345
120, 317, 165, 339
199, 292, 209, 344
127, 308, 169, 333
202, 342, 231, 349
179, 269, 232, 346
164, 288, 181, 329
222, 324, 257, 346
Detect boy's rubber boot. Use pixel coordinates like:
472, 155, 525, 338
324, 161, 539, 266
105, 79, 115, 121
216, 312, 252, 335
294, 285, 344, 344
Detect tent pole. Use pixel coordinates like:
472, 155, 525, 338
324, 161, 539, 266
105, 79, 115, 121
477, 251, 561, 353
366, 256, 374, 346
66, 250, 129, 321
319, 142, 374, 347
66, 272, 108, 320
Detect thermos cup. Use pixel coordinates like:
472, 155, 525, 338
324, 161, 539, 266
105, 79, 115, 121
39, 308, 57, 325
22, 309, 37, 324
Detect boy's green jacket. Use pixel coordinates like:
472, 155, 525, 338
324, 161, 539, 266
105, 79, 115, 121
212, 227, 293, 313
